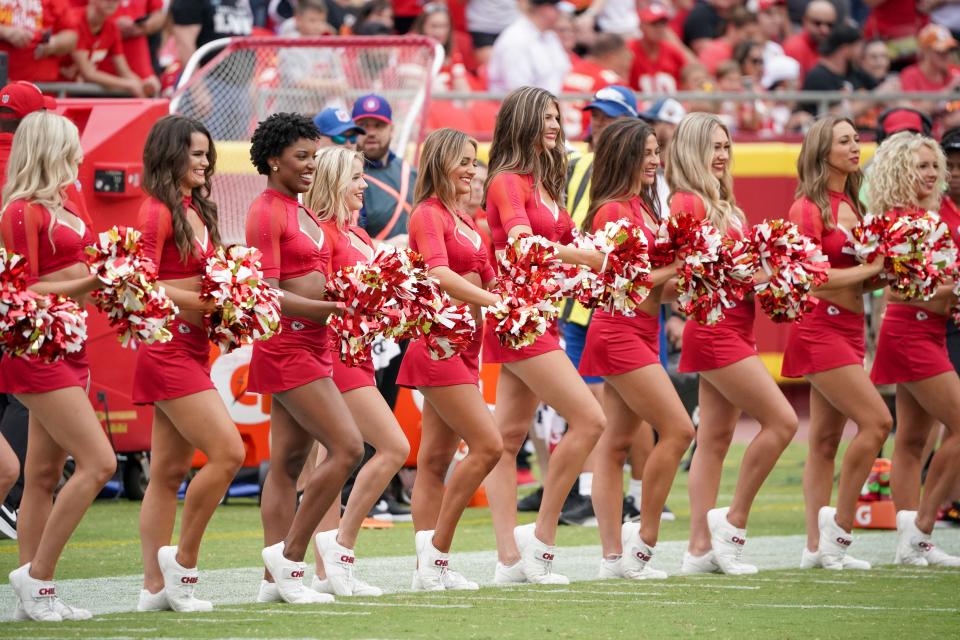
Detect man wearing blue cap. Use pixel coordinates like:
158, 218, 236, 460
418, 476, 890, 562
351, 94, 416, 246
313, 107, 365, 150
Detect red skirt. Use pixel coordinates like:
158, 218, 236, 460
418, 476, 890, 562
133, 319, 214, 404
679, 298, 757, 373
579, 309, 660, 377
397, 328, 482, 388
332, 357, 375, 393
248, 316, 333, 394
871, 304, 954, 385
482, 318, 562, 364
0, 348, 89, 394
781, 299, 865, 378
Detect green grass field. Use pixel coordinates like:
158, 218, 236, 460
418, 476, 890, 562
0, 442, 957, 639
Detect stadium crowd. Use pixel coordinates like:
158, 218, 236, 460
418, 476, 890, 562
3, 0, 960, 137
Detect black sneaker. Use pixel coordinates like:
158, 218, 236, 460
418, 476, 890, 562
622, 496, 641, 523
559, 494, 597, 526
368, 499, 392, 521
517, 486, 543, 512
384, 494, 412, 522
0, 503, 17, 540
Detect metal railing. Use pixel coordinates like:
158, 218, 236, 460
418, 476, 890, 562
35, 82, 952, 119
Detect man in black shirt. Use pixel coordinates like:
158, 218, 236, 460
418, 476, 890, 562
683, 0, 736, 54
800, 22, 876, 116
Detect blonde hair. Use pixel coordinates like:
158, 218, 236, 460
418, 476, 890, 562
666, 112, 744, 232
2, 111, 81, 213
415, 128, 477, 212
305, 146, 364, 228
866, 132, 946, 215
484, 86, 567, 208
796, 116, 864, 228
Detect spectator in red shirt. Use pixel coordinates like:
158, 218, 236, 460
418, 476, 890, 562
783, 0, 836, 81
563, 33, 632, 139
900, 24, 960, 93
102, 1, 165, 83
697, 6, 759, 75
863, 0, 927, 43
629, 3, 688, 94
412, 2, 480, 93
60, 0, 157, 97
0, 0, 79, 82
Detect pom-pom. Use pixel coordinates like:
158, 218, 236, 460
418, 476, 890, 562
884, 212, 957, 301
751, 220, 829, 322
86, 225, 178, 348
201, 245, 282, 353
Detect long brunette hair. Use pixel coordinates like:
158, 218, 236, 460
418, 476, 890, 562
795, 116, 864, 227
415, 128, 478, 213
143, 115, 221, 261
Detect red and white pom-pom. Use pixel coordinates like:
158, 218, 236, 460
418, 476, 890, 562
562, 220, 653, 315
0, 248, 87, 362
752, 220, 829, 322
86, 225, 178, 348
884, 212, 958, 301
667, 214, 742, 325
498, 234, 565, 319
485, 296, 551, 350
201, 245, 282, 353
842, 213, 890, 264
419, 297, 477, 360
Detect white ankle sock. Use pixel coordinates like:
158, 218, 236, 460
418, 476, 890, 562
579, 472, 593, 497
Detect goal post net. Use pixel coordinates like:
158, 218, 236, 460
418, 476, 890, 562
170, 35, 444, 244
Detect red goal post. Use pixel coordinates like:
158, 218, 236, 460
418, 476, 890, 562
170, 35, 444, 243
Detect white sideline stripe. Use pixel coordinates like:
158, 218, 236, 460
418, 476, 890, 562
0, 529, 957, 621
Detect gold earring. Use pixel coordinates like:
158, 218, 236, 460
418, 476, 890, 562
272, 166, 278, 172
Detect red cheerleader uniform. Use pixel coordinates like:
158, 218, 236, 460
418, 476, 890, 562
397, 197, 494, 388
675, 192, 758, 373
870, 207, 955, 385
579, 198, 662, 377
482, 172, 575, 363
781, 192, 866, 378
132, 196, 216, 404
320, 220, 377, 393
0, 199, 93, 393
245, 189, 333, 395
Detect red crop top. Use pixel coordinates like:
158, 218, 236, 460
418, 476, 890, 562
409, 197, 496, 282
1, 199, 94, 285
592, 197, 659, 247
789, 191, 860, 269
138, 196, 214, 280
319, 220, 375, 275
245, 189, 329, 281
485, 172, 575, 250
669, 191, 745, 241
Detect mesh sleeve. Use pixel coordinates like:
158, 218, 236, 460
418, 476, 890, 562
136, 198, 172, 269
409, 202, 451, 270
245, 196, 286, 280
0, 200, 44, 284
487, 173, 532, 236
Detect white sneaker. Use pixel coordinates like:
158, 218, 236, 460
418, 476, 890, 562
680, 550, 720, 575
896, 510, 960, 567
412, 530, 447, 591
8, 564, 60, 622
800, 547, 871, 570
137, 588, 171, 612
514, 523, 569, 584
707, 507, 758, 575
157, 546, 214, 612
441, 568, 479, 591
817, 507, 855, 570
620, 523, 668, 580
494, 561, 528, 584
256, 580, 282, 603
314, 529, 384, 596
261, 542, 334, 604
598, 556, 624, 579
312, 574, 383, 597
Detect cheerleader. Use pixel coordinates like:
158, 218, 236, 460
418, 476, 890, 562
481, 87, 605, 585
867, 132, 960, 567
783, 116, 890, 570
245, 113, 364, 604
581, 119, 694, 580
134, 115, 245, 612
302, 145, 410, 597
395, 128, 503, 591
0, 112, 115, 622
670, 113, 798, 576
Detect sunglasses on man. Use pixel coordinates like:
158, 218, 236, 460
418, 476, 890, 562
329, 133, 359, 145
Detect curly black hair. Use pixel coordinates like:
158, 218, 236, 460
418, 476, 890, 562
249, 112, 321, 176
